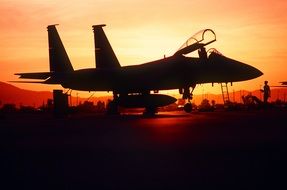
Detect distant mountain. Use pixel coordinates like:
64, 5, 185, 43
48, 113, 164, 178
0, 81, 52, 107
0, 81, 112, 108
0, 81, 286, 107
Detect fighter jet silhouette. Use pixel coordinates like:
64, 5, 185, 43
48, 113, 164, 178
14, 25, 262, 114
271, 81, 287, 88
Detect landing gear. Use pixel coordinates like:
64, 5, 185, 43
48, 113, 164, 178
106, 100, 119, 115
106, 92, 119, 115
182, 86, 192, 100
143, 106, 157, 116
184, 102, 192, 113
141, 91, 158, 116
180, 84, 196, 113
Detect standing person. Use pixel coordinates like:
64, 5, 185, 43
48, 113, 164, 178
198, 47, 207, 62
261, 81, 271, 104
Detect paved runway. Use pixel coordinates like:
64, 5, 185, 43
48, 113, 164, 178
1, 109, 286, 189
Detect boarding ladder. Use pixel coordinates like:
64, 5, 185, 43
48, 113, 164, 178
220, 83, 230, 104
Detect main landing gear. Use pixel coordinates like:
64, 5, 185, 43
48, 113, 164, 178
143, 106, 157, 116
106, 92, 120, 115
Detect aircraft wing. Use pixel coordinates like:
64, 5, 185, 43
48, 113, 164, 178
11, 72, 55, 84
15, 72, 52, 79
271, 81, 287, 87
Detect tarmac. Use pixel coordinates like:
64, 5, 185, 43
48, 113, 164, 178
0, 109, 286, 189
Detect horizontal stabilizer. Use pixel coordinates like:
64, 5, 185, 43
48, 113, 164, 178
15, 72, 52, 79
10, 77, 57, 84
9, 80, 46, 84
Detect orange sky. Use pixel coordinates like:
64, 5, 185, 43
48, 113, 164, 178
1, 0, 287, 97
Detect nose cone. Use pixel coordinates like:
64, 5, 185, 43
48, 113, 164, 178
208, 53, 263, 82
242, 63, 263, 80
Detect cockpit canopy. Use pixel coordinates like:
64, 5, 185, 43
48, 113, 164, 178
174, 29, 216, 56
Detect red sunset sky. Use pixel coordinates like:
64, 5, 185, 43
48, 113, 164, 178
1, 0, 287, 97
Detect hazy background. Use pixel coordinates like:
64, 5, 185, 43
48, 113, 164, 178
1, 0, 287, 97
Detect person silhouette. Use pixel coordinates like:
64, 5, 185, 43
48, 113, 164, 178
261, 81, 271, 104
198, 46, 207, 62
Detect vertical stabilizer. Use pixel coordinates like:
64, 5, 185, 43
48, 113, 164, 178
47, 25, 74, 72
92, 25, 121, 68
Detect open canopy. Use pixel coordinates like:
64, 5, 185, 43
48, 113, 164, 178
174, 29, 216, 56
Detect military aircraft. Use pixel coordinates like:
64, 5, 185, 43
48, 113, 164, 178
271, 81, 287, 88
13, 24, 262, 114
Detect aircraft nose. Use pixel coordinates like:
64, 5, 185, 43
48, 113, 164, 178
245, 64, 263, 79
208, 53, 263, 82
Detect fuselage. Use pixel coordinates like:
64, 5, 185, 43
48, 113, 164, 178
58, 53, 262, 93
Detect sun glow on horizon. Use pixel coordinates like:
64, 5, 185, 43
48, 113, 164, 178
1, 0, 287, 96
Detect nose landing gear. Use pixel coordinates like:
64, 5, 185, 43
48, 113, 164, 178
180, 84, 196, 113
183, 102, 192, 113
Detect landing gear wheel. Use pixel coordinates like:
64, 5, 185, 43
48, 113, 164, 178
184, 102, 192, 113
106, 100, 119, 115
143, 106, 157, 116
